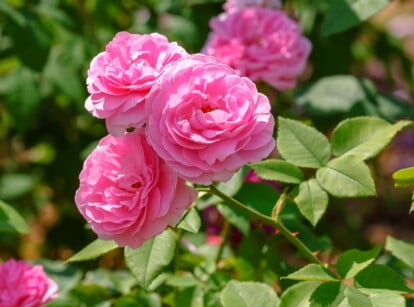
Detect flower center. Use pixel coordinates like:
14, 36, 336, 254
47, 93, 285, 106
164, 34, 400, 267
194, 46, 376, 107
201, 105, 216, 113
131, 182, 142, 189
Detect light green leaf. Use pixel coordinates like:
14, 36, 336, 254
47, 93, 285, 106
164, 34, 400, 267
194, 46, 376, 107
284, 264, 338, 282
321, 0, 389, 36
385, 236, 414, 269
354, 264, 413, 293
367, 291, 405, 307
0, 200, 29, 234
336, 246, 381, 279
316, 155, 376, 197
277, 117, 331, 168
295, 76, 372, 115
392, 167, 414, 187
220, 281, 280, 307
331, 117, 411, 160
0, 173, 36, 200
279, 281, 320, 307
66, 239, 118, 263
294, 179, 329, 227
124, 229, 176, 289
250, 159, 305, 184
177, 207, 201, 233
343, 286, 373, 307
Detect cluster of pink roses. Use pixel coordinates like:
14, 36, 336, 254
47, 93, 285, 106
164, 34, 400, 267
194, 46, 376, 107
76, 0, 310, 249
0, 259, 58, 307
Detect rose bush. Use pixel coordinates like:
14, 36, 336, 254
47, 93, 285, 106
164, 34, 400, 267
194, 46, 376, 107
85, 32, 188, 136
75, 129, 197, 248
146, 54, 275, 185
0, 259, 58, 307
202, 7, 311, 90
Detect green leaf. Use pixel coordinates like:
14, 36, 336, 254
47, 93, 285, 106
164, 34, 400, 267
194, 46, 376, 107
284, 264, 338, 282
220, 281, 280, 307
0, 200, 29, 234
331, 117, 411, 160
385, 236, 414, 269
124, 229, 176, 289
354, 264, 413, 293
294, 179, 329, 227
235, 182, 279, 216
277, 117, 331, 168
392, 167, 414, 187
250, 159, 305, 184
0, 173, 36, 200
367, 291, 405, 307
177, 207, 201, 233
310, 282, 345, 307
176, 286, 205, 307
321, 0, 389, 36
217, 203, 250, 235
336, 246, 381, 279
165, 274, 199, 288
279, 281, 320, 307
316, 155, 376, 197
343, 286, 373, 307
295, 76, 374, 115
66, 239, 118, 263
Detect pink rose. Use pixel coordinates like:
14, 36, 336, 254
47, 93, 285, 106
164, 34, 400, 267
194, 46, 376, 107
75, 129, 197, 248
224, 0, 282, 11
0, 259, 58, 307
145, 54, 275, 185
85, 32, 188, 136
202, 8, 312, 90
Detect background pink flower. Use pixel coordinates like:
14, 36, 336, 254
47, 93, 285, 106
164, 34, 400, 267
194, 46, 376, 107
146, 54, 275, 185
224, 0, 282, 11
85, 31, 188, 136
0, 259, 58, 307
75, 129, 197, 248
202, 8, 311, 90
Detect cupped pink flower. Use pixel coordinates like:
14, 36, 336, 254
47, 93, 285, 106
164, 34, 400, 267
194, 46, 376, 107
85, 32, 189, 136
75, 129, 197, 248
202, 8, 311, 90
224, 0, 282, 11
0, 259, 58, 307
145, 54, 275, 185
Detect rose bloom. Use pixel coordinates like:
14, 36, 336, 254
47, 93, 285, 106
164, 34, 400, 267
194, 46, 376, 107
75, 129, 197, 248
85, 31, 188, 136
202, 8, 311, 90
0, 259, 58, 307
146, 54, 275, 185
224, 0, 282, 11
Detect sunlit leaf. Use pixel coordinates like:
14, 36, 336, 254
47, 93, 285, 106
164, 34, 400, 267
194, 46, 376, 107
284, 264, 338, 282
221, 281, 280, 307
177, 207, 201, 233
250, 159, 305, 184
385, 236, 414, 269
67, 239, 118, 263
277, 117, 331, 168
392, 167, 414, 187
125, 229, 176, 289
0, 200, 29, 234
279, 281, 320, 307
336, 246, 381, 279
294, 179, 329, 227
331, 117, 411, 160
316, 155, 376, 197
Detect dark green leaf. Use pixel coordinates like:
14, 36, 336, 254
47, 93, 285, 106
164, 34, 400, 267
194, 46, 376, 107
177, 207, 201, 233
331, 117, 411, 160
66, 239, 118, 263
279, 281, 320, 307
354, 264, 413, 293
235, 182, 279, 216
250, 159, 305, 184
336, 246, 381, 279
284, 264, 338, 282
217, 203, 250, 235
0, 200, 29, 234
220, 281, 280, 307
277, 117, 331, 168
310, 282, 345, 307
316, 155, 376, 197
294, 179, 329, 227
385, 236, 414, 269
124, 229, 176, 289
321, 0, 389, 36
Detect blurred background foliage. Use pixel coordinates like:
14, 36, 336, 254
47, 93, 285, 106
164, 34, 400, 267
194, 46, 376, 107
1, 0, 414, 304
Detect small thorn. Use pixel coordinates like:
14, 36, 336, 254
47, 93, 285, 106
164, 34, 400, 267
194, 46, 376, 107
312, 250, 320, 256
291, 232, 299, 237
274, 228, 280, 235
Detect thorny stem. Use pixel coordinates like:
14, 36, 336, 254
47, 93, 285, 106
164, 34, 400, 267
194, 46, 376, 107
215, 220, 230, 265
207, 185, 321, 265
272, 187, 290, 221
